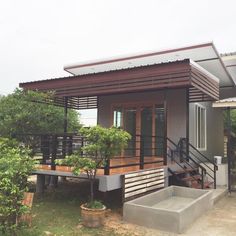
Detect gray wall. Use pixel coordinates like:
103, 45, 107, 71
98, 89, 187, 143
189, 102, 224, 160
220, 87, 236, 99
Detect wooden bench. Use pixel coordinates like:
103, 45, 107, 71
19, 192, 34, 226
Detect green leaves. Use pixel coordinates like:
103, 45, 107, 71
0, 138, 35, 234
80, 125, 131, 161
0, 88, 81, 145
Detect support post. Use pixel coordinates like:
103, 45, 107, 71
163, 98, 167, 165
214, 165, 217, 189
62, 97, 68, 158
104, 159, 110, 175
186, 88, 189, 158
140, 135, 144, 169
51, 135, 57, 171
201, 168, 204, 189
64, 97, 68, 134
227, 107, 231, 193
36, 175, 45, 195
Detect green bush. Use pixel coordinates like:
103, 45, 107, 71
0, 138, 35, 235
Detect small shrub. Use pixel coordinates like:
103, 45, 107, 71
0, 138, 35, 235
85, 200, 104, 209
57, 126, 131, 207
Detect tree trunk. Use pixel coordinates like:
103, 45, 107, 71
90, 179, 94, 203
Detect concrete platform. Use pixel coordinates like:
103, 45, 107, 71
123, 186, 213, 233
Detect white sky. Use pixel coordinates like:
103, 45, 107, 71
0, 0, 236, 125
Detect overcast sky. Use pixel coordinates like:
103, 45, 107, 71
0, 0, 235, 124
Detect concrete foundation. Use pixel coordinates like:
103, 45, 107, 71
36, 174, 45, 195
33, 166, 168, 192
123, 186, 213, 233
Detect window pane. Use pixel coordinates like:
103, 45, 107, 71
124, 108, 136, 156
200, 108, 205, 148
155, 105, 164, 156
141, 107, 152, 156
113, 108, 122, 128
195, 105, 206, 150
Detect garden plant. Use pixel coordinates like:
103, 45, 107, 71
0, 138, 35, 235
58, 125, 131, 207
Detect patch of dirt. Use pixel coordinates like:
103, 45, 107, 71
104, 211, 173, 236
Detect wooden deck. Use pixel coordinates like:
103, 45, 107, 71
36, 156, 164, 176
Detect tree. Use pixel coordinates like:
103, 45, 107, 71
0, 88, 81, 147
57, 126, 131, 207
0, 138, 36, 235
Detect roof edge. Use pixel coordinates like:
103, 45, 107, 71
64, 42, 214, 72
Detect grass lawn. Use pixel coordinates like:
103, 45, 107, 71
18, 178, 129, 236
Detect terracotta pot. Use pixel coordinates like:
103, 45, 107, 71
80, 204, 106, 228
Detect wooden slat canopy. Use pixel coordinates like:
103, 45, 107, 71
20, 59, 219, 109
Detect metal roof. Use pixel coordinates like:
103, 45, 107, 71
221, 53, 236, 85
221, 52, 236, 57
64, 42, 234, 87
213, 97, 236, 108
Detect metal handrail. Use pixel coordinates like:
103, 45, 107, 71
188, 141, 218, 169
167, 137, 207, 189
167, 152, 201, 185
179, 138, 217, 188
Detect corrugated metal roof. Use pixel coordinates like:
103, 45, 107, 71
20, 59, 186, 85
221, 52, 236, 57
63, 42, 234, 87
213, 97, 236, 108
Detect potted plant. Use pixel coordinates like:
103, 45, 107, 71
57, 125, 130, 227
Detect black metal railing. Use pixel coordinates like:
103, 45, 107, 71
167, 137, 206, 189
15, 133, 165, 175
101, 134, 165, 175
168, 137, 217, 189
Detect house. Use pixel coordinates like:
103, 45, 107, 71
19, 42, 236, 194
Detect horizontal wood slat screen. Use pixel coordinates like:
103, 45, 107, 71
122, 168, 165, 202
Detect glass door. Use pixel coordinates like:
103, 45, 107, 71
141, 107, 153, 156
113, 104, 165, 158
123, 108, 136, 156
